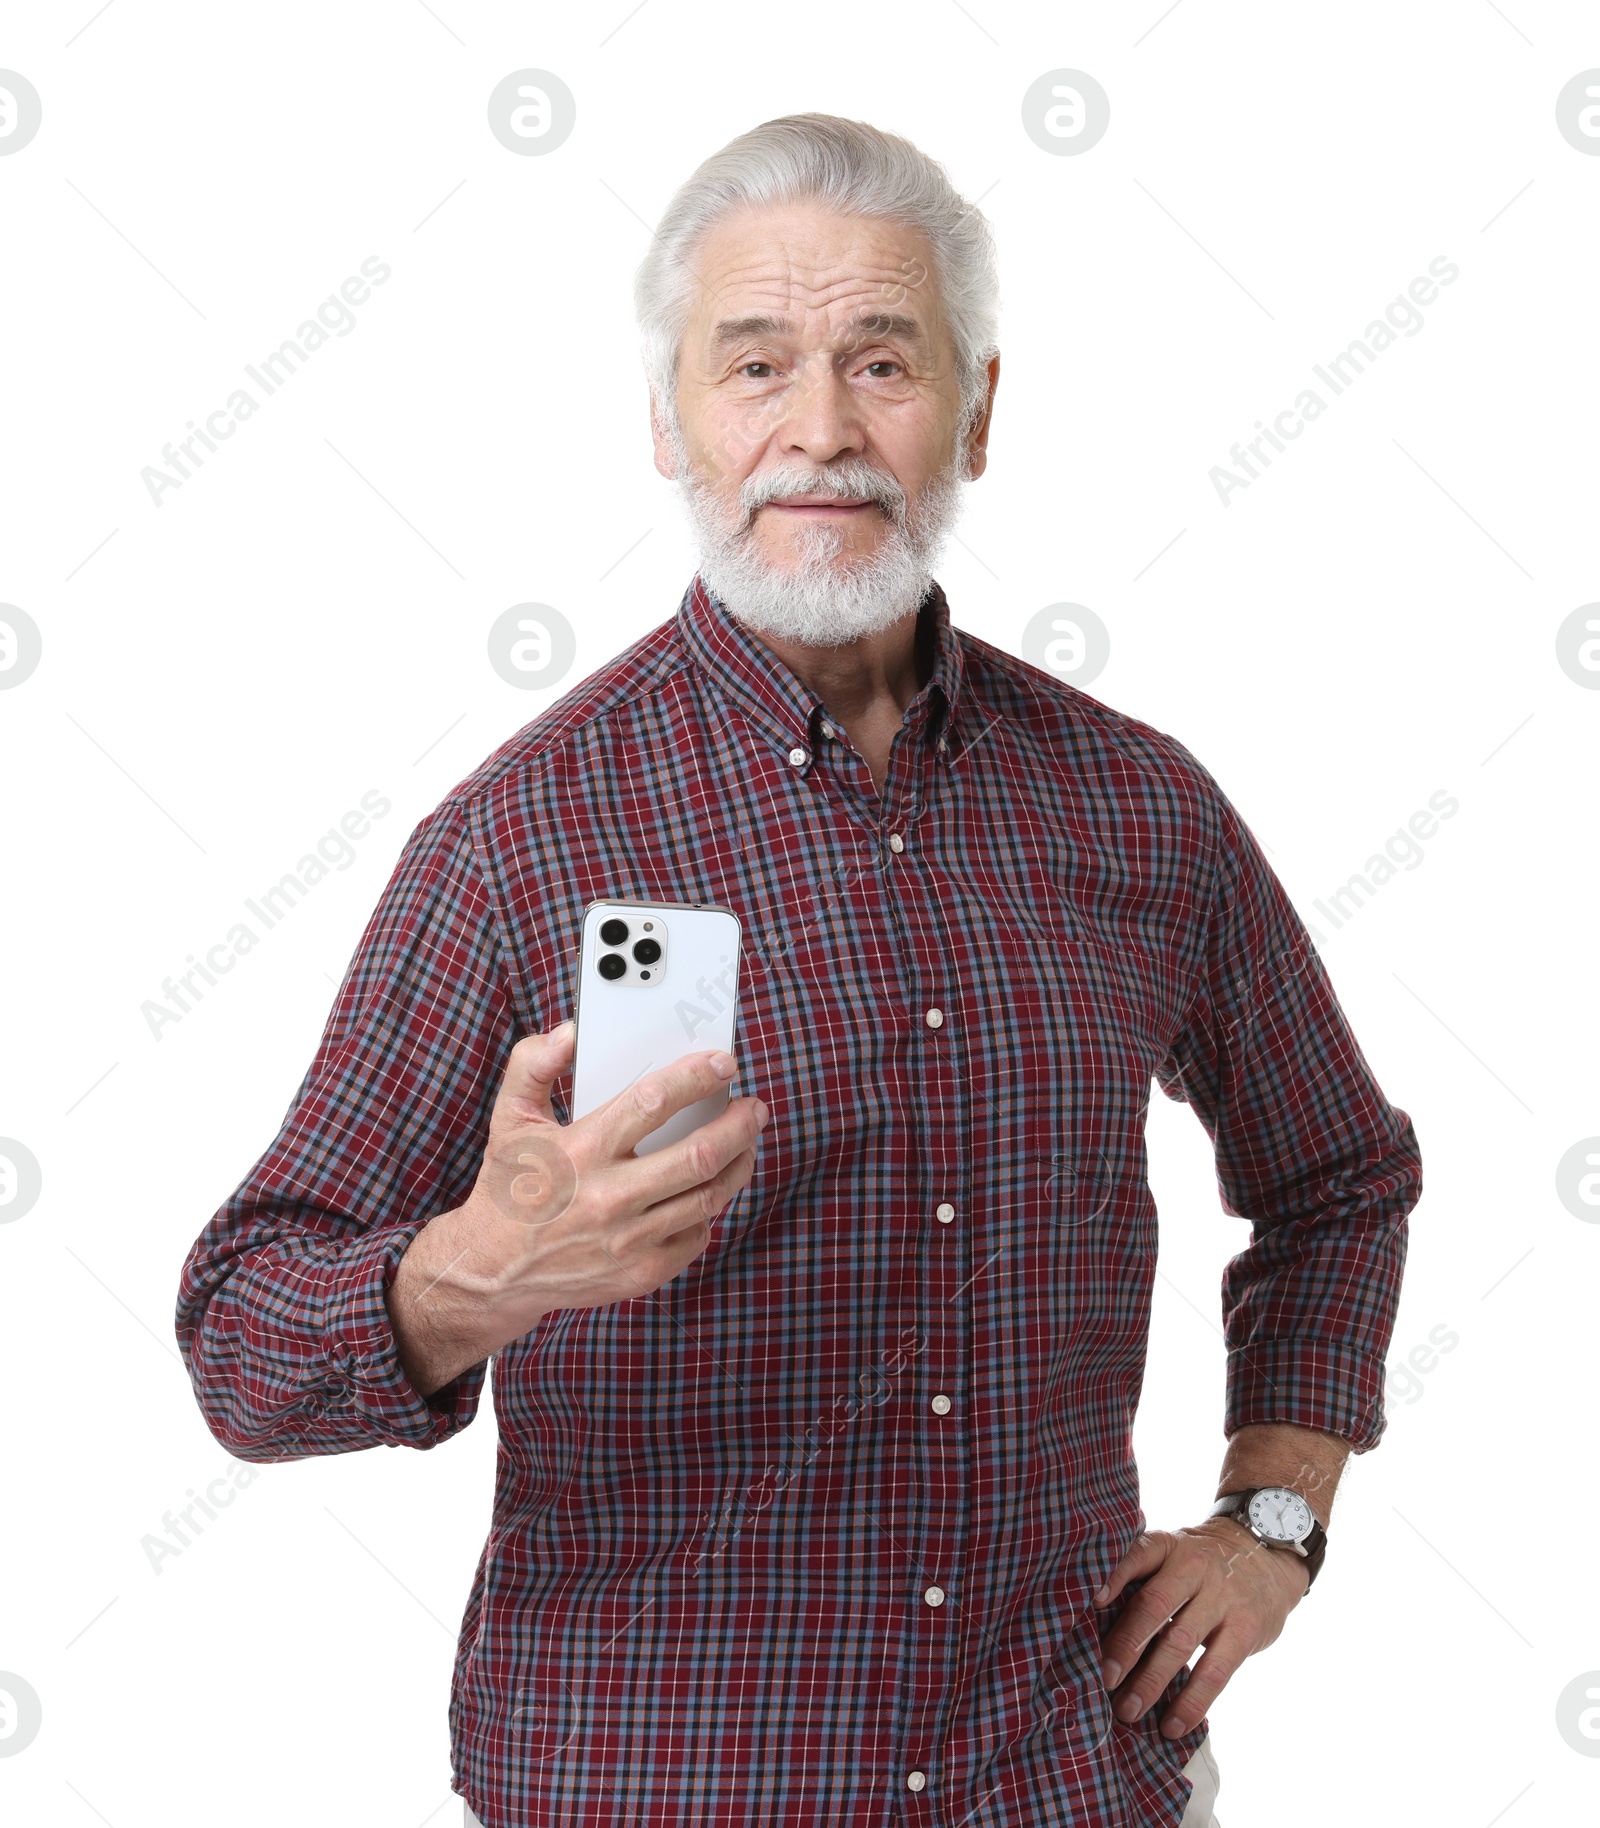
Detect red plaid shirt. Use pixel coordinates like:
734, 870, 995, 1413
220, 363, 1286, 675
177, 574, 1421, 1826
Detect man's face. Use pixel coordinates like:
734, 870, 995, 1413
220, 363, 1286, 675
652, 200, 996, 646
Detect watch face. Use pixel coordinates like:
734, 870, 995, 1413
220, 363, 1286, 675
1247, 1487, 1313, 1544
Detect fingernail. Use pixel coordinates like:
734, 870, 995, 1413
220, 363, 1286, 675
1102, 1660, 1121, 1688
555, 1019, 576, 1037
1161, 1714, 1185, 1737
754, 1100, 769, 1127
1091, 1585, 1110, 1605
1120, 1694, 1142, 1719
709, 1051, 736, 1077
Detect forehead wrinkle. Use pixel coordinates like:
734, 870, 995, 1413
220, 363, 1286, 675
698, 233, 928, 302
709, 308, 929, 356
686, 219, 951, 370
705, 254, 921, 300
698, 264, 938, 349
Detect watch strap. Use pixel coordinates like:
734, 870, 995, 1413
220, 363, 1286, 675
1209, 1488, 1326, 1590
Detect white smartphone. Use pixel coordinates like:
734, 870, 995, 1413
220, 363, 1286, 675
569, 899, 744, 1156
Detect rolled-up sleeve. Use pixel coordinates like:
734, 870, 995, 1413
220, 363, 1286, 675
175, 797, 522, 1462
1154, 771, 1423, 1453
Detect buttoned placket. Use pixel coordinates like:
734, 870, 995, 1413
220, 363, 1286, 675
799, 693, 970, 1818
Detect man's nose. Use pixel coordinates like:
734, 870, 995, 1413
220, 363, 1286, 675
773, 354, 868, 465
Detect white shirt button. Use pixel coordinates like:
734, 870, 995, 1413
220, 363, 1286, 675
935, 1202, 955, 1224
924, 1585, 946, 1607
937, 737, 948, 752
924, 1008, 943, 1028
888, 833, 905, 852
907, 1770, 927, 1792
931, 1394, 952, 1415
821, 722, 835, 739
788, 746, 808, 767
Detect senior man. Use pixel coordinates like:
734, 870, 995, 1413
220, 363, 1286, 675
177, 114, 1421, 1827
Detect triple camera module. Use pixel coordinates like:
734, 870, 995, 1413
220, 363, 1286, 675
597, 915, 664, 983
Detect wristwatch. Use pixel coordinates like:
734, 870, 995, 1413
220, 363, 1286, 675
1208, 1486, 1327, 1590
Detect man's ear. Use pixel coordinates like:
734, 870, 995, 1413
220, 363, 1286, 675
963, 352, 1001, 482
650, 396, 680, 481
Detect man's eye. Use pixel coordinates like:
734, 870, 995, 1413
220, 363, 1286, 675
740, 362, 774, 378
865, 361, 901, 378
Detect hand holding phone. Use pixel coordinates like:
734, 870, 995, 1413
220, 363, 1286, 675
386, 899, 756, 1389
387, 1028, 768, 1394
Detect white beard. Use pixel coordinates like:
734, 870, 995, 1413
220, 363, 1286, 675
667, 417, 969, 648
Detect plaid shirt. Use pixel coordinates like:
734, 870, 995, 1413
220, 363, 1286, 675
176, 573, 1421, 1827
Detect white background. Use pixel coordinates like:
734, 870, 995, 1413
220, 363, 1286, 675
2, 2, 1597, 1823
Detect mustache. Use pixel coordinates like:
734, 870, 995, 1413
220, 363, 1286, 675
739, 464, 908, 523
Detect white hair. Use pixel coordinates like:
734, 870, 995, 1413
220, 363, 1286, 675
634, 112, 1000, 448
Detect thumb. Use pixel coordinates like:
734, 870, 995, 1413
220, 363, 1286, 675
490, 1020, 576, 1131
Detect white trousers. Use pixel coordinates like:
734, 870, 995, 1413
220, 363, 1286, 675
1177, 1731, 1223, 1825
462, 1732, 1221, 1826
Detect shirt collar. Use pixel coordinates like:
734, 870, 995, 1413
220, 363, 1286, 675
677, 570, 966, 774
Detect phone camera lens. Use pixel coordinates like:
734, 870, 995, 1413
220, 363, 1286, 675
599, 918, 629, 946
632, 938, 661, 965
598, 953, 626, 981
